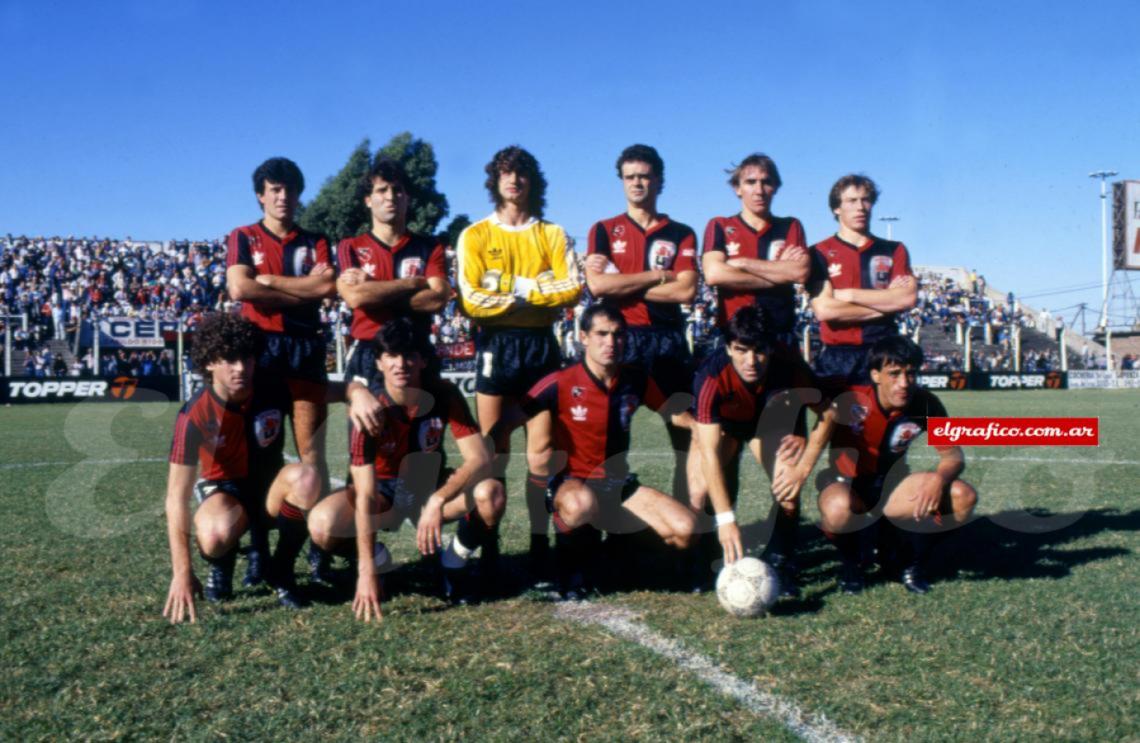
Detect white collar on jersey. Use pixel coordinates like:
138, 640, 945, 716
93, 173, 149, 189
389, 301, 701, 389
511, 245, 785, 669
487, 212, 538, 232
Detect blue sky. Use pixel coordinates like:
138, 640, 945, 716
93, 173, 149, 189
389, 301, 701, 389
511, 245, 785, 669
2, 1, 1138, 325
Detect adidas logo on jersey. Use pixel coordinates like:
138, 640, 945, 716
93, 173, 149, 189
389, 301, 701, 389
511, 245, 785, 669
726, 241, 740, 256
571, 404, 588, 422
253, 251, 265, 266
828, 263, 843, 278
612, 240, 627, 254
362, 262, 376, 276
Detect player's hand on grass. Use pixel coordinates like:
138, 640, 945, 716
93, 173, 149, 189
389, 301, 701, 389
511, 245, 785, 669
909, 472, 944, 521
416, 496, 444, 555
163, 572, 202, 625
348, 386, 383, 436
353, 573, 384, 623
718, 522, 743, 564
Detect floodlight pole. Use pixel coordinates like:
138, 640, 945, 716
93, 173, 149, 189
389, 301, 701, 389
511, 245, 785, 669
878, 216, 899, 240
1089, 170, 1118, 330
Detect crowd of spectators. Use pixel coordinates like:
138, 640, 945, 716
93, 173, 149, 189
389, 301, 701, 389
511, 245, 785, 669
0, 235, 1107, 377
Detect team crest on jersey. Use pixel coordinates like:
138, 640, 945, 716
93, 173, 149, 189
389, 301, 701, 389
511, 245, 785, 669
726, 241, 741, 256
849, 403, 868, 435
889, 421, 923, 453
618, 394, 639, 431
725, 226, 736, 236
870, 255, 893, 289
650, 240, 676, 269
612, 240, 627, 254
357, 246, 373, 262
418, 417, 444, 452
768, 239, 786, 261
254, 409, 283, 448
399, 257, 424, 278
571, 386, 585, 399
571, 404, 588, 422
293, 247, 316, 277
613, 224, 625, 237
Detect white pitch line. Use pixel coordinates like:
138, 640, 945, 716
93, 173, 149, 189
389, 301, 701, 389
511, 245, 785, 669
556, 602, 860, 743
0, 456, 166, 470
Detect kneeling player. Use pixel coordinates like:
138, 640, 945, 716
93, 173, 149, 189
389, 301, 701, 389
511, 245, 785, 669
524, 304, 697, 599
307, 319, 505, 619
689, 305, 833, 596
163, 313, 321, 624
815, 336, 977, 594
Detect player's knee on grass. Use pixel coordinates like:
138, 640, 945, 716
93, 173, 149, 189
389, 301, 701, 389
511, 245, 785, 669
661, 503, 697, 550
818, 484, 859, 532
949, 480, 978, 520
307, 492, 349, 549
194, 512, 242, 558
554, 482, 598, 529
472, 478, 506, 524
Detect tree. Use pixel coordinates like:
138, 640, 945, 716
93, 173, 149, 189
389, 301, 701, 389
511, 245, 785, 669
298, 139, 371, 243
439, 214, 471, 249
299, 132, 450, 243
377, 132, 449, 236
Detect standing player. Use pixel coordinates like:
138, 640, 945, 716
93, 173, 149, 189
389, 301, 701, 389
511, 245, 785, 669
306, 319, 505, 615
524, 304, 697, 599
225, 157, 336, 584
814, 337, 977, 594
702, 153, 810, 347
336, 157, 450, 436
585, 144, 699, 505
456, 146, 582, 573
690, 306, 832, 596
163, 313, 321, 623
808, 174, 917, 383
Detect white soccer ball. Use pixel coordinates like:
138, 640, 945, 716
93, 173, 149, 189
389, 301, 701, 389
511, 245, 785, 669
480, 269, 502, 291
716, 557, 780, 617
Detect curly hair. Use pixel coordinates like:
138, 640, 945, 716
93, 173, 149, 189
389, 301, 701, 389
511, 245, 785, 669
191, 312, 262, 379
484, 145, 547, 218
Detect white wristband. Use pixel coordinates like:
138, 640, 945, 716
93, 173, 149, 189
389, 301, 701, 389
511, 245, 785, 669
714, 511, 736, 527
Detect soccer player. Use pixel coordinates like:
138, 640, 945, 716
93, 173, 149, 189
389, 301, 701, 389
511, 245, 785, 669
702, 153, 810, 347
456, 145, 582, 573
225, 157, 336, 583
524, 304, 697, 599
336, 157, 450, 436
813, 336, 977, 594
690, 306, 833, 596
163, 313, 322, 624
306, 319, 504, 616
807, 174, 917, 383
585, 144, 699, 504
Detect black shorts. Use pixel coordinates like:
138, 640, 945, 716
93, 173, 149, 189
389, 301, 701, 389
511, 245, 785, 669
545, 473, 641, 513
624, 326, 693, 400
474, 327, 560, 396
815, 344, 871, 385
258, 332, 328, 385
375, 467, 456, 527
815, 470, 885, 512
194, 478, 268, 519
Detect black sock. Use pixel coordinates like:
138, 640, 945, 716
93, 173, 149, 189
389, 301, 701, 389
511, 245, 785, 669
202, 546, 237, 573
526, 472, 549, 541
247, 518, 269, 559
825, 528, 861, 567
768, 501, 800, 562
271, 501, 309, 586
667, 424, 692, 504
456, 511, 489, 553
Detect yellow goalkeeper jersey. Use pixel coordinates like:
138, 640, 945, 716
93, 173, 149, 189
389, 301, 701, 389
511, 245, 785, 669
456, 213, 582, 328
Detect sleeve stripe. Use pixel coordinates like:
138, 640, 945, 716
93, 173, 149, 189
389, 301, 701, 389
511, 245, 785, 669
696, 377, 718, 422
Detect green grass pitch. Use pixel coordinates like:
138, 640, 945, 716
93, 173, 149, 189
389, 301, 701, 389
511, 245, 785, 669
1, 390, 1137, 740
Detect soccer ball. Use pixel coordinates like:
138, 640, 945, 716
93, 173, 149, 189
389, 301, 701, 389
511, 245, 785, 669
716, 557, 779, 617
480, 269, 503, 292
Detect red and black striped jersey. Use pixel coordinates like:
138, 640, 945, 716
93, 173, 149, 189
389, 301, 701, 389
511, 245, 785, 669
702, 215, 807, 332
829, 384, 947, 479
524, 363, 669, 481
349, 378, 479, 480
808, 235, 913, 346
225, 221, 331, 336
169, 379, 288, 482
693, 345, 820, 442
587, 214, 697, 329
336, 231, 448, 341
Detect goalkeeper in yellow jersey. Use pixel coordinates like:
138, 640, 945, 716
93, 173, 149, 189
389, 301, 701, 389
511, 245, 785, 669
456, 145, 582, 582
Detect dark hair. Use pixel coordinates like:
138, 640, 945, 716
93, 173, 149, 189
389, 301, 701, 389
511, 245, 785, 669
615, 144, 665, 192
726, 153, 782, 189
191, 312, 261, 380
723, 306, 773, 354
484, 145, 547, 218
356, 157, 410, 203
828, 174, 879, 217
252, 157, 305, 196
371, 317, 430, 358
867, 336, 924, 372
580, 303, 627, 333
